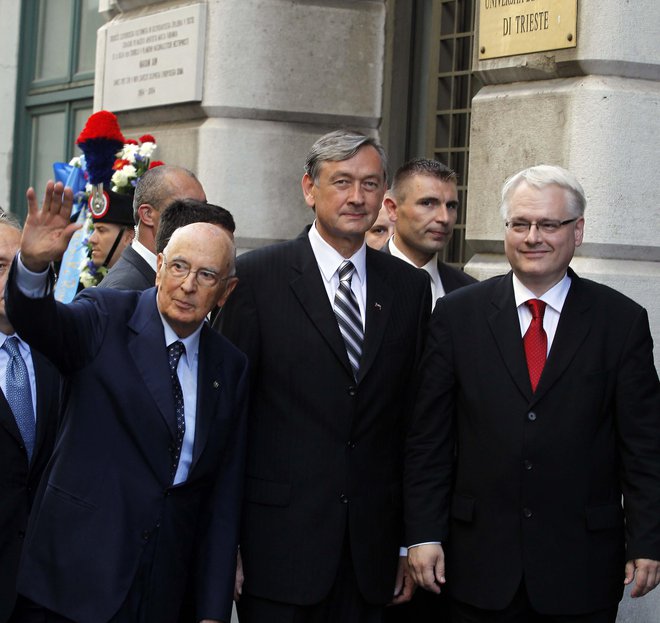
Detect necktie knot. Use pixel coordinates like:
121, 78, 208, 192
167, 341, 185, 374
526, 299, 546, 320
2, 336, 21, 358
338, 260, 355, 285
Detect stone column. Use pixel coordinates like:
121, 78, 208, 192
95, 0, 386, 252
465, 2, 659, 618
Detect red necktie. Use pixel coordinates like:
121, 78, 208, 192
523, 299, 547, 392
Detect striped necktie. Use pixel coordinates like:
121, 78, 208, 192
334, 261, 363, 379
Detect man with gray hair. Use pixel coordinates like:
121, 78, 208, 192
406, 165, 660, 622
218, 129, 431, 621
100, 165, 206, 290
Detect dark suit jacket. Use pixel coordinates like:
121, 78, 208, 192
98, 244, 156, 291
381, 241, 477, 296
0, 348, 60, 623
406, 269, 660, 615
217, 233, 430, 606
6, 269, 248, 623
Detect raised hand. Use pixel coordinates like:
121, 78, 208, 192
22, 180, 81, 272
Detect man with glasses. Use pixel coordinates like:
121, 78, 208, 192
6, 181, 247, 623
406, 165, 660, 622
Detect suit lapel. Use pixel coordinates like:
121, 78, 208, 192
531, 269, 592, 403
359, 251, 394, 383
289, 238, 354, 377
32, 350, 59, 461
127, 289, 176, 438
487, 273, 533, 400
190, 324, 224, 472
0, 389, 22, 445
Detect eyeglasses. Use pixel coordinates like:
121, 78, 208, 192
505, 218, 578, 235
162, 255, 232, 288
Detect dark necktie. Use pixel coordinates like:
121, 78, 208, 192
523, 299, 547, 392
334, 260, 364, 380
3, 336, 35, 461
167, 341, 186, 478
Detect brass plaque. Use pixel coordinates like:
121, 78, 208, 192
478, 0, 577, 60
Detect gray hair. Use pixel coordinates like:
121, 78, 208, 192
0, 208, 22, 231
133, 165, 199, 223
304, 130, 388, 184
500, 165, 586, 220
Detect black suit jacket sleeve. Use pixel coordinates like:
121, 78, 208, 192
615, 305, 660, 561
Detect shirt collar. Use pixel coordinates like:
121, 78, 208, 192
512, 272, 572, 314
132, 239, 158, 272
159, 314, 203, 370
308, 221, 367, 285
0, 331, 30, 357
388, 237, 440, 278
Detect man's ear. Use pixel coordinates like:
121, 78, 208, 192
301, 174, 316, 209
137, 204, 157, 227
383, 195, 398, 222
216, 277, 239, 309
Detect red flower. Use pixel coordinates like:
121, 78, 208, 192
139, 134, 156, 143
148, 160, 165, 169
125, 138, 139, 145
113, 158, 131, 170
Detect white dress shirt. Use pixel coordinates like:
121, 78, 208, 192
512, 272, 572, 354
388, 237, 445, 308
308, 222, 367, 327
132, 239, 158, 272
160, 316, 202, 485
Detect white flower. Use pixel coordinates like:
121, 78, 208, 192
69, 156, 83, 168
119, 144, 140, 161
111, 164, 137, 190
138, 141, 156, 159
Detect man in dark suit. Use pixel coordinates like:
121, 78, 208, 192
217, 130, 431, 622
407, 165, 660, 622
7, 181, 247, 623
100, 165, 206, 291
0, 212, 60, 623
382, 158, 476, 622
382, 158, 476, 310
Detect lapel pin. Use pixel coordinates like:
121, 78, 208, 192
374, 302, 382, 311
212, 380, 220, 389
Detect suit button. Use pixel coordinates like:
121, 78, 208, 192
527, 412, 537, 422
523, 507, 533, 518
347, 440, 356, 449
18, 530, 25, 539
347, 386, 357, 396
142, 530, 150, 540
523, 460, 533, 471
339, 493, 349, 504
